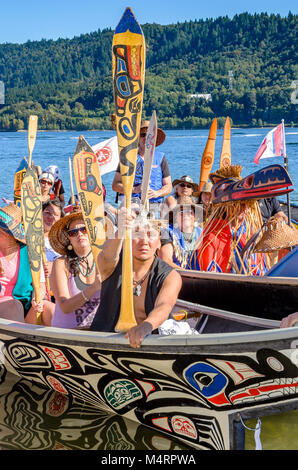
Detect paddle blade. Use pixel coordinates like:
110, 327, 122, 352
112, 8, 145, 331
198, 118, 217, 192
140, 110, 158, 208
219, 117, 231, 168
73, 151, 106, 266
112, 7, 146, 198
21, 167, 43, 303
75, 134, 94, 154
27, 115, 38, 167
14, 157, 28, 207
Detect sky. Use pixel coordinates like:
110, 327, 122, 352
0, 0, 296, 44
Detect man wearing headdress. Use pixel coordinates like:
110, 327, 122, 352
90, 208, 182, 348
192, 165, 269, 275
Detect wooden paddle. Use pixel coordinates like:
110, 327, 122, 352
75, 134, 94, 154
112, 8, 146, 332
198, 118, 217, 192
27, 115, 38, 167
73, 150, 106, 270
14, 157, 28, 207
173, 299, 280, 329
140, 111, 157, 212
219, 116, 231, 168
21, 115, 43, 316
68, 157, 75, 205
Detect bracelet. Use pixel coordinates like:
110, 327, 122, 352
81, 290, 89, 303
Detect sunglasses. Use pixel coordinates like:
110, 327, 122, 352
179, 183, 193, 188
67, 226, 87, 237
40, 179, 52, 186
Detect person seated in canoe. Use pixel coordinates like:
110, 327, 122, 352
39, 171, 55, 203
24, 198, 65, 325
191, 165, 269, 275
48, 211, 101, 329
158, 196, 202, 270
0, 204, 52, 323
45, 165, 66, 207
197, 182, 213, 222
42, 197, 64, 273
90, 208, 182, 348
258, 197, 289, 224
112, 120, 172, 217
162, 175, 199, 217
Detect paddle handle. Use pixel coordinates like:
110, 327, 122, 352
27, 115, 38, 167
115, 196, 137, 332
69, 157, 75, 204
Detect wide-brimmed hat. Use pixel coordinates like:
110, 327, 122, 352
49, 211, 84, 256
173, 196, 200, 215
201, 182, 213, 193
140, 120, 166, 147
49, 211, 115, 256
254, 217, 298, 253
0, 204, 26, 244
172, 175, 199, 193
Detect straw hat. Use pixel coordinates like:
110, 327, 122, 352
172, 175, 199, 193
140, 120, 166, 147
174, 195, 200, 212
201, 182, 213, 193
254, 217, 298, 253
0, 204, 26, 244
49, 211, 115, 256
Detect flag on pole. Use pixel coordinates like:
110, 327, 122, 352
92, 136, 119, 175
254, 123, 285, 164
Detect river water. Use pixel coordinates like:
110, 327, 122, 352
0, 127, 297, 451
0, 127, 298, 206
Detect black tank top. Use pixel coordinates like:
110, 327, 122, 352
90, 254, 173, 332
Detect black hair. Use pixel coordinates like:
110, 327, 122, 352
42, 197, 65, 217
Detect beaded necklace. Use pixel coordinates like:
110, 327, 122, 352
75, 250, 95, 278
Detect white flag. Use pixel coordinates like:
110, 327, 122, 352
254, 123, 285, 164
92, 136, 119, 175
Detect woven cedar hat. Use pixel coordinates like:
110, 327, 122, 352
172, 175, 199, 193
173, 195, 200, 213
169, 195, 202, 226
0, 204, 26, 244
254, 217, 298, 253
49, 211, 115, 256
140, 120, 166, 147
201, 182, 213, 193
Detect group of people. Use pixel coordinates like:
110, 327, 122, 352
0, 120, 297, 348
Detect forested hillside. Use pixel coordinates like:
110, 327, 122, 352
0, 12, 297, 130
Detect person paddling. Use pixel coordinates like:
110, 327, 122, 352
48, 211, 101, 329
90, 208, 182, 348
112, 121, 172, 216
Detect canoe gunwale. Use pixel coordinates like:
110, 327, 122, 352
0, 318, 297, 353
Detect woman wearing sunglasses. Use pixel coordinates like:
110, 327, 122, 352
48, 211, 101, 328
39, 171, 55, 203
162, 175, 199, 218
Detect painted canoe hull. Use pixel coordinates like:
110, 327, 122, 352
179, 269, 298, 320
0, 318, 297, 450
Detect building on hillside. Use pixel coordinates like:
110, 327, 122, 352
0, 81, 4, 106
188, 93, 212, 102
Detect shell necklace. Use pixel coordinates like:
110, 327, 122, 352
133, 265, 152, 297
